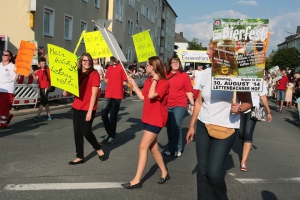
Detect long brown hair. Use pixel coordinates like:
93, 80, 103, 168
166, 56, 184, 75
78, 53, 94, 76
148, 56, 167, 80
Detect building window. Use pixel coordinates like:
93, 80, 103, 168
43, 6, 55, 37
136, 11, 139, 23
141, 2, 146, 16
125, 47, 132, 61
82, 0, 88, 3
64, 15, 73, 40
94, 0, 100, 8
129, 0, 135, 8
80, 20, 87, 43
116, 0, 124, 22
127, 19, 134, 35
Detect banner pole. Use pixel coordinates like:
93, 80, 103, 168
74, 30, 86, 55
92, 20, 128, 77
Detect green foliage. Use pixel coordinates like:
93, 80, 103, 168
271, 47, 300, 70
187, 38, 207, 50
265, 50, 277, 70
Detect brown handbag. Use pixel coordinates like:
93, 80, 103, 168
205, 124, 235, 139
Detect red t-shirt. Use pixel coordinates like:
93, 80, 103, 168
105, 63, 127, 99
166, 71, 193, 108
72, 70, 100, 111
277, 75, 289, 91
141, 78, 169, 127
36, 68, 50, 89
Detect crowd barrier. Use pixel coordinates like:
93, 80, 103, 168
13, 74, 146, 107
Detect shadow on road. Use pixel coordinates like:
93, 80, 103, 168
284, 109, 299, 128
83, 117, 141, 162
261, 190, 278, 200
0, 109, 73, 138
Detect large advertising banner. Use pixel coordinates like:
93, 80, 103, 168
132, 30, 157, 62
178, 50, 211, 63
212, 18, 269, 92
15, 40, 36, 76
47, 44, 79, 96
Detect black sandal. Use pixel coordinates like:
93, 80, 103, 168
121, 182, 142, 189
157, 173, 170, 184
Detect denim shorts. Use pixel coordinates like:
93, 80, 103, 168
142, 123, 162, 134
277, 90, 286, 101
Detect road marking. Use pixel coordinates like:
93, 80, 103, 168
4, 182, 123, 191
235, 178, 267, 184
280, 177, 300, 182
228, 173, 237, 177
132, 100, 141, 101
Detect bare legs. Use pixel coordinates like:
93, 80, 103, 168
241, 141, 252, 165
36, 104, 51, 117
130, 130, 168, 185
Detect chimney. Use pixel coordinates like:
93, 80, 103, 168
180, 32, 183, 37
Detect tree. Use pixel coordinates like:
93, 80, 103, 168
187, 38, 207, 50
265, 50, 277, 70
271, 47, 300, 70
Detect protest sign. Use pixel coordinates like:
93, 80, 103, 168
212, 18, 269, 92
268, 66, 282, 82
83, 31, 112, 59
15, 40, 36, 76
47, 44, 79, 96
132, 30, 157, 62
178, 50, 210, 63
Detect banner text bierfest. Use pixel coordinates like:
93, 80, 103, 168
212, 18, 269, 92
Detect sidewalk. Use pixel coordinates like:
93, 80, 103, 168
10, 99, 73, 117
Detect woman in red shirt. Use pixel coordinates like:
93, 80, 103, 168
63, 53, 105, 165
121, 56, 170, 189
165, 56, 195, 157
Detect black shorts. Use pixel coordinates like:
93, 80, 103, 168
40, 89, 49, 106
142, 123, 162, 134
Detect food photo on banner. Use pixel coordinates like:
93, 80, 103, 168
212, 18, 270, 92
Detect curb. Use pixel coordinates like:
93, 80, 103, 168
11, 103, 72, 117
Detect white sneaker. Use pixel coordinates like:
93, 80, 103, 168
174, 151, 182, 157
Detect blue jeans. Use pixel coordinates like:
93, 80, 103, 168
166, 106, 186, 153
277, 90, 286, 101
196, 120, 236, 200
101, 98, 121, 139
238, 112, 257, 143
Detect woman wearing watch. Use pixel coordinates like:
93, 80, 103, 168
165, 56, 194, 157
238, 85, 272, 172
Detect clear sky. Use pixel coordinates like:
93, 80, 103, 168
168, 0, 300, 55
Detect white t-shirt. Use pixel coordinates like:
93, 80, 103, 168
198, 68, 240, 129
0, 62, 16, 94
193, 70, 204, 90
244, 80, 268, 113
94, 65, 104, 88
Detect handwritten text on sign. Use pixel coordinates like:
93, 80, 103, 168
132, 30, 157, 62
211, 77, 263, 92
47, 44, 79, 96
15, 40, 36, 76
83, 31, 112, 59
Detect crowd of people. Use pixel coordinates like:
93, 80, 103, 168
2, 40, 299, 199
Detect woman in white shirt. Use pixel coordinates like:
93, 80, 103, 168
0, 50, 18, 129
93, 58, 104, 95
239, 84, 272, 172
186, 40, 252, 200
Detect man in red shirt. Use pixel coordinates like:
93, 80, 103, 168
31, 57, 52, 121
101, 57, 127, 144
276, 69, 289, 113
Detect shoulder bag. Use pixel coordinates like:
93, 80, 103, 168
250, 105, 266, 122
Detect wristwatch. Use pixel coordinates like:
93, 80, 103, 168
237, 107, 242, 114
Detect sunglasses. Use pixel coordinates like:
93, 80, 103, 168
2, 54, 9, 56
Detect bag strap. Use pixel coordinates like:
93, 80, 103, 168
79, 70, 93, 86
167, 72, 176, 80
43, 68, 51, 84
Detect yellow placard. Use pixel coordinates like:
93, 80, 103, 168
83, 31, 112, 59
15, 40, 36, 76
47, 44, 79, 97
132, 30, 157, 62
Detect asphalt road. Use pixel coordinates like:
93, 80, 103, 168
0, 97, 299, 200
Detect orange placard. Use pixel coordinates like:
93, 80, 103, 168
15, 40, 36, 76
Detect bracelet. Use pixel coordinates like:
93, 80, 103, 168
190, 103, 194, 106
153, 79, 158, 82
